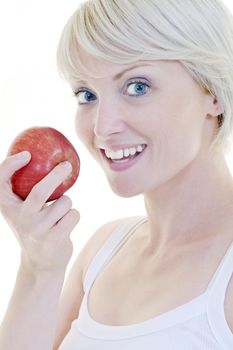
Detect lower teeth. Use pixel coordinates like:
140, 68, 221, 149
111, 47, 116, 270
112, 158, 131, 163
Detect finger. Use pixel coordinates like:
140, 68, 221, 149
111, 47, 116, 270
0, 152, 31, 210
51, 208, 80, 238
0, 151, 31, 183
23, 161, 72, 212
0, 182, 21, 214
40, 195, 73, 229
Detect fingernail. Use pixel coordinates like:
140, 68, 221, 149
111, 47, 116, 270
19, 151, 31, 160
61, 161, 72, 170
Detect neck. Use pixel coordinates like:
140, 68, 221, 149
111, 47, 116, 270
143, 149, 233, 253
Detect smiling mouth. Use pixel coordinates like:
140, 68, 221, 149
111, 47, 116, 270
100, 145, 147, 167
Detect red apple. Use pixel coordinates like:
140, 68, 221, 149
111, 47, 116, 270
7, 126, 80, 202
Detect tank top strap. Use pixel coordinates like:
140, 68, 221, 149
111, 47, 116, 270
206, 241, 233, 297
83, 216, 148, 293
205, 241, 233, 345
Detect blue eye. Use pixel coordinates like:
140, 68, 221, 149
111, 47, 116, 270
125, 80, 151, 97
73, 79, 151, 105
74, 90, 96, 105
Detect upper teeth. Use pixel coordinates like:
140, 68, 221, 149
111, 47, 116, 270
104, 144, 146, 160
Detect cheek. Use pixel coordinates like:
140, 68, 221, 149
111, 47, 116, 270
75, 113, 96, 157
141, 94, 205, 169
158, 112, 203, 158
75, 113, 93, 150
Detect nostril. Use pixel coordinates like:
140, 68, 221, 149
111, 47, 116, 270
94, 116, 125, 138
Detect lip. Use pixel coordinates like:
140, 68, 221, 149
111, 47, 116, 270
100, 146, 147, 172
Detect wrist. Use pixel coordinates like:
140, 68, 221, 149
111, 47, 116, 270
19, 251, 68, 278
18, 263, 67, 287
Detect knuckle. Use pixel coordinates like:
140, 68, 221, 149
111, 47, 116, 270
16, 210, 38, 236
29, 184, 46, 201
61, 195, 72, 207
41, 165, 69, 188
70, 208, 80, 220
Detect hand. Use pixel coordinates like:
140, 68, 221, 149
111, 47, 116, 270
0, 151, 80, 273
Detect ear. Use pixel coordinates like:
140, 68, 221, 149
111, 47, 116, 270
205, 92, 224, 118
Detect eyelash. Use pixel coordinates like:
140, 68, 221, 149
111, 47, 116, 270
73, 79, 152, 105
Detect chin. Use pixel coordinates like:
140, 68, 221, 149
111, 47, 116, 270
109, 180, 144, 198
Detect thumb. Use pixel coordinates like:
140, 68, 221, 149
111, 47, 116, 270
1, 151, 31, 183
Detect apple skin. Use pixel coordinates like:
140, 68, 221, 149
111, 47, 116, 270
7, 126, 80, 202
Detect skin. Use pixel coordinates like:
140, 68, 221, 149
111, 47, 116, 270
72, 45, 233, 252
0, 43, 232, 349
0, 154, 80, 349
70, 45, 233, 328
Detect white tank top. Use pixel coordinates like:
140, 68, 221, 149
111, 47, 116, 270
60, 216, 233, 349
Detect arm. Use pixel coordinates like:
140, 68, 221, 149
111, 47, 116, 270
53, 255, 84, 350
0, 152, 80, 350
0, 266, 66, 350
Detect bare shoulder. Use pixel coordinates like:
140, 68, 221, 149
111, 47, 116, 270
80, 216, 132, 280
53, 216, 130, 349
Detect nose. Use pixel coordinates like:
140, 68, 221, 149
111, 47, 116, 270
93, 100, 125, 139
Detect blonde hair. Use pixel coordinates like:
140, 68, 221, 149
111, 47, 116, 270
57, 0, 233, 155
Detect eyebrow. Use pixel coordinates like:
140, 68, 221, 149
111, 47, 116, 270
113, 64, 152, 80
76, 64, 152, 85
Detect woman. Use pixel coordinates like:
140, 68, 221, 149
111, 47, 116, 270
0, 0, 233, 349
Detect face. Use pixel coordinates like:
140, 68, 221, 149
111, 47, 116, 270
71, 46, 217, 197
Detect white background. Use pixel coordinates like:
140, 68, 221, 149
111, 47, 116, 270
0, 0, 232, 324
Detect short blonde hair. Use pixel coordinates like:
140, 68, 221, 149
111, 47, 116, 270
57, 0, 233, 155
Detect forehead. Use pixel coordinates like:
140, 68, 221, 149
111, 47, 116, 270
72, 44, 197, 88
75, 45, 118, 79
